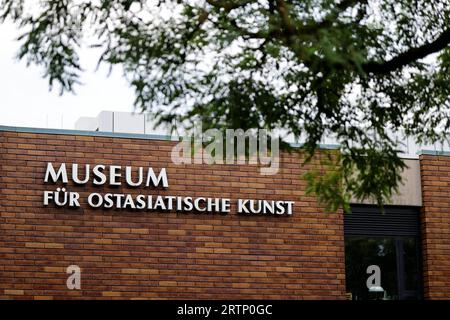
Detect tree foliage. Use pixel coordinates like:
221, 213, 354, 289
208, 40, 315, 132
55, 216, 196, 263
1, 0, 449, 210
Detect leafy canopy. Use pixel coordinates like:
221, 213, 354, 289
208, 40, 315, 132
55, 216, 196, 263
1, 0, 449, 211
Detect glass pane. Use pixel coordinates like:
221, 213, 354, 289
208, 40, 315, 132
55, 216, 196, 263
345, 237, 398, 300
402, 237, 419, 293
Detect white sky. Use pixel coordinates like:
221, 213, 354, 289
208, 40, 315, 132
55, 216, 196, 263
0, 21, 136, 129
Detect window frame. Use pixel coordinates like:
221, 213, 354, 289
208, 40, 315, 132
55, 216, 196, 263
344, 205, 423, 300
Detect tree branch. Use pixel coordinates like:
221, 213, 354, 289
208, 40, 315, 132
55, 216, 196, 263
300, 0, 367, 35
363, 28, 450, 74
272, 0, 367, 39
205, 0, 255, 12
222, 16, 266, 39
336, 0, 366, 11
275, 0, 296, 36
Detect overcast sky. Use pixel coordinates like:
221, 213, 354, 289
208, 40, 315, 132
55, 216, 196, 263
0, 21, 136, 129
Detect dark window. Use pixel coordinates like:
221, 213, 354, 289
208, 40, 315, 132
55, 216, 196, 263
344, 205, 422, 300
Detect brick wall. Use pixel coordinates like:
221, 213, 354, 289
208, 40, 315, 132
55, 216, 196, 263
419, 154, 450, 300
0, 130, 346, 300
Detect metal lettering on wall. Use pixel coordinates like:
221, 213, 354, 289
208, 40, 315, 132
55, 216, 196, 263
42, 163, 295, 216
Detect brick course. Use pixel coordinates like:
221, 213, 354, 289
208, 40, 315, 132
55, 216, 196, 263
0, 130, 345, 300
419, 155, 450, 300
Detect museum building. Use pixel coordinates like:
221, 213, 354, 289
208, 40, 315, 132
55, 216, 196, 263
0, 112, 449, 300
